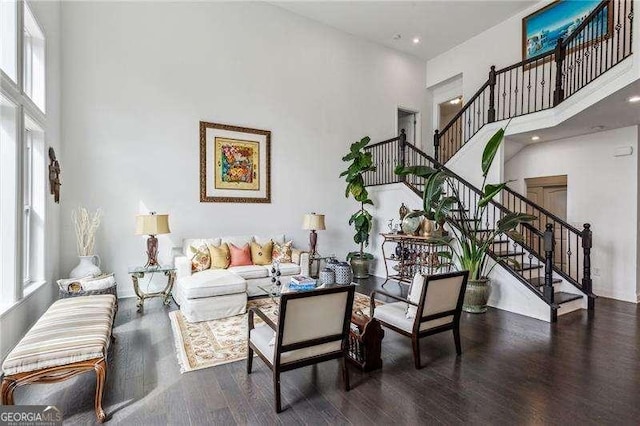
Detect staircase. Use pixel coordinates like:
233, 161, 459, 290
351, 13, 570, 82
361, 0, 635, 321
434, 0, 633, 164
365, 136, 595, 321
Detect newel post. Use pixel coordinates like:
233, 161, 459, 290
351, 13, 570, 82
433, 129, 440, 163
543, 223, 555, 305
553, 37, 565, 106
398, 129, 406, 183
488, 65, 496, 123
582, 223, 594, 310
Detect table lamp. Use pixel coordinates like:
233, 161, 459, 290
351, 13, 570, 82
135, 212, 170, 267
302, 213, 325, 257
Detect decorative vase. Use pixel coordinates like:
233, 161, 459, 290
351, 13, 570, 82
69, 255, 102, 279
401, 212, 422, 235
319, 268, 335, 285
326, 258, 339, 271
399, 203, 409, 221
462, 278, 490, 313
420, 218, 436, 238
335, 262, 353, 284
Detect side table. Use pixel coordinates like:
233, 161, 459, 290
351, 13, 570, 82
128, 265, 176, 313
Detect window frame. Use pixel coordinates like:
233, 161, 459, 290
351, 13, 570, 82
0, 0, 47, 309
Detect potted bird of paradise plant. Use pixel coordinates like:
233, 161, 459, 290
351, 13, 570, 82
395, 126, 536, 312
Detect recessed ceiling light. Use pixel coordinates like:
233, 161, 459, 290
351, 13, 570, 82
591, 125, 606, 131
449, 97, 462, 105
392, 33, 402, 40
628, 96, 640, 103
531, 135, 540, 141
412, 37, 420, 44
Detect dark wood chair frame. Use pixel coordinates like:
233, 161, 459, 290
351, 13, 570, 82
247, 285, 356, 413
370, 270, 469, 369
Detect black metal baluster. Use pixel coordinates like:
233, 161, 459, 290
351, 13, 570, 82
582, 223, 593, 309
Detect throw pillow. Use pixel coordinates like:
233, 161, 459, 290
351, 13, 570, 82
189, 243, 211, 272
406, 273, 425, 319
208, 243, 231, 269
229, 243, 253, 266
272, 240, 293, 263
250, 241, 273, 266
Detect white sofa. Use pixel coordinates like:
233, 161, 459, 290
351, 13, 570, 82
173, 234, 309, 322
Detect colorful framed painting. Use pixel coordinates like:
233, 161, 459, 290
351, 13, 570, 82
522, 0, 612, 61
200, 121, 271, 203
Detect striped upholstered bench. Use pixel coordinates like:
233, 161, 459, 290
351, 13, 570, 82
1, 294, 117, 423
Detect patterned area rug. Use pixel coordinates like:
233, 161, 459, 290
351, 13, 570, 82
169, 292, 375, 373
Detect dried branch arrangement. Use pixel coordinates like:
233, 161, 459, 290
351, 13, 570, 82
72, 206, 103, 256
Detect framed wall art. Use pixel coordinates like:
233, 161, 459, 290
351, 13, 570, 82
522, 0, 612, 61
199, 121, 271, 203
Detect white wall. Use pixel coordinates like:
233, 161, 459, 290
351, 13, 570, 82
505, 126, 639, 303
426, 0, 640, 99
0, 0, 62, 359
59, 1, 428, 297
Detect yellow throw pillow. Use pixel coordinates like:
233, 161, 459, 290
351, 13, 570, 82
208, 243, 231, 269
250, 241, 273, 265
273, 240, 293, 263
189, 243, 211, 272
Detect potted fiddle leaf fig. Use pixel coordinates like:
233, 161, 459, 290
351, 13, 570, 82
340, 136, 376, 278
395, 126, 536, 312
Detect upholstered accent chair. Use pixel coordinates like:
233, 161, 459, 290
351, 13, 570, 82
247, 285, 356, 413
370, 271, 469, 369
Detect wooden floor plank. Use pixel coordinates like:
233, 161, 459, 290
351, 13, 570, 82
7, 277, 640, 425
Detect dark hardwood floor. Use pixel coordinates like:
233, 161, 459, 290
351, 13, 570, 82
12, 277, 640, 425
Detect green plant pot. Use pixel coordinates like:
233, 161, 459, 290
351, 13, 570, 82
462, 278, 490, 313
350, 257, 370, 279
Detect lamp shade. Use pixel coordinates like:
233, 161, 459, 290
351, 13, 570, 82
136, 214, 170, 235
302, 213, 325, 231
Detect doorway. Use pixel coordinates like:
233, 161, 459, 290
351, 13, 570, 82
525, 175, 568, 268
438, 96, 463, 130
397, 108, 419, 145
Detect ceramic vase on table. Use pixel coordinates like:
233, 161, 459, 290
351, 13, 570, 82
70, 255, 102, 279
334, 262, 352, 285
319, 268, 335, 285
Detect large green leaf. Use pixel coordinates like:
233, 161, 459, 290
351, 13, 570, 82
496, 212, 536, 232
395, 165, 438, 178
406, 210, 427, 218
478, 182, 508, 208
481, 128, 505, 177
350, 136, 371, 153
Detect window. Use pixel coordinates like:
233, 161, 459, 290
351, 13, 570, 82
22, 117, 44, 287
0, 1, 47, 308
0, 0, 18, 83
1, 95, 19, 303
23, 1, 45, 112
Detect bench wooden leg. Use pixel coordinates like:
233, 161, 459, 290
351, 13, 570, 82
1, 358, 108, 422
94, 359, 107, 423
1, 377, 16, 405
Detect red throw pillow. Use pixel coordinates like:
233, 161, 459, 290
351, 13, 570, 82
229, 243, 253, 266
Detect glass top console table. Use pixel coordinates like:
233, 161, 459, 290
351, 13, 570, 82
128, 265, 176, 313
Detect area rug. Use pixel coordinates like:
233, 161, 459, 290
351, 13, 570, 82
169, 292, 376, 373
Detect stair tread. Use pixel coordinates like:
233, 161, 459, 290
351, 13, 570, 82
554, 292, 583, 304
492, 250, 526, 257
513, 263, 543, 271
526, 276, 562, 287
492, 239, 510, 245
